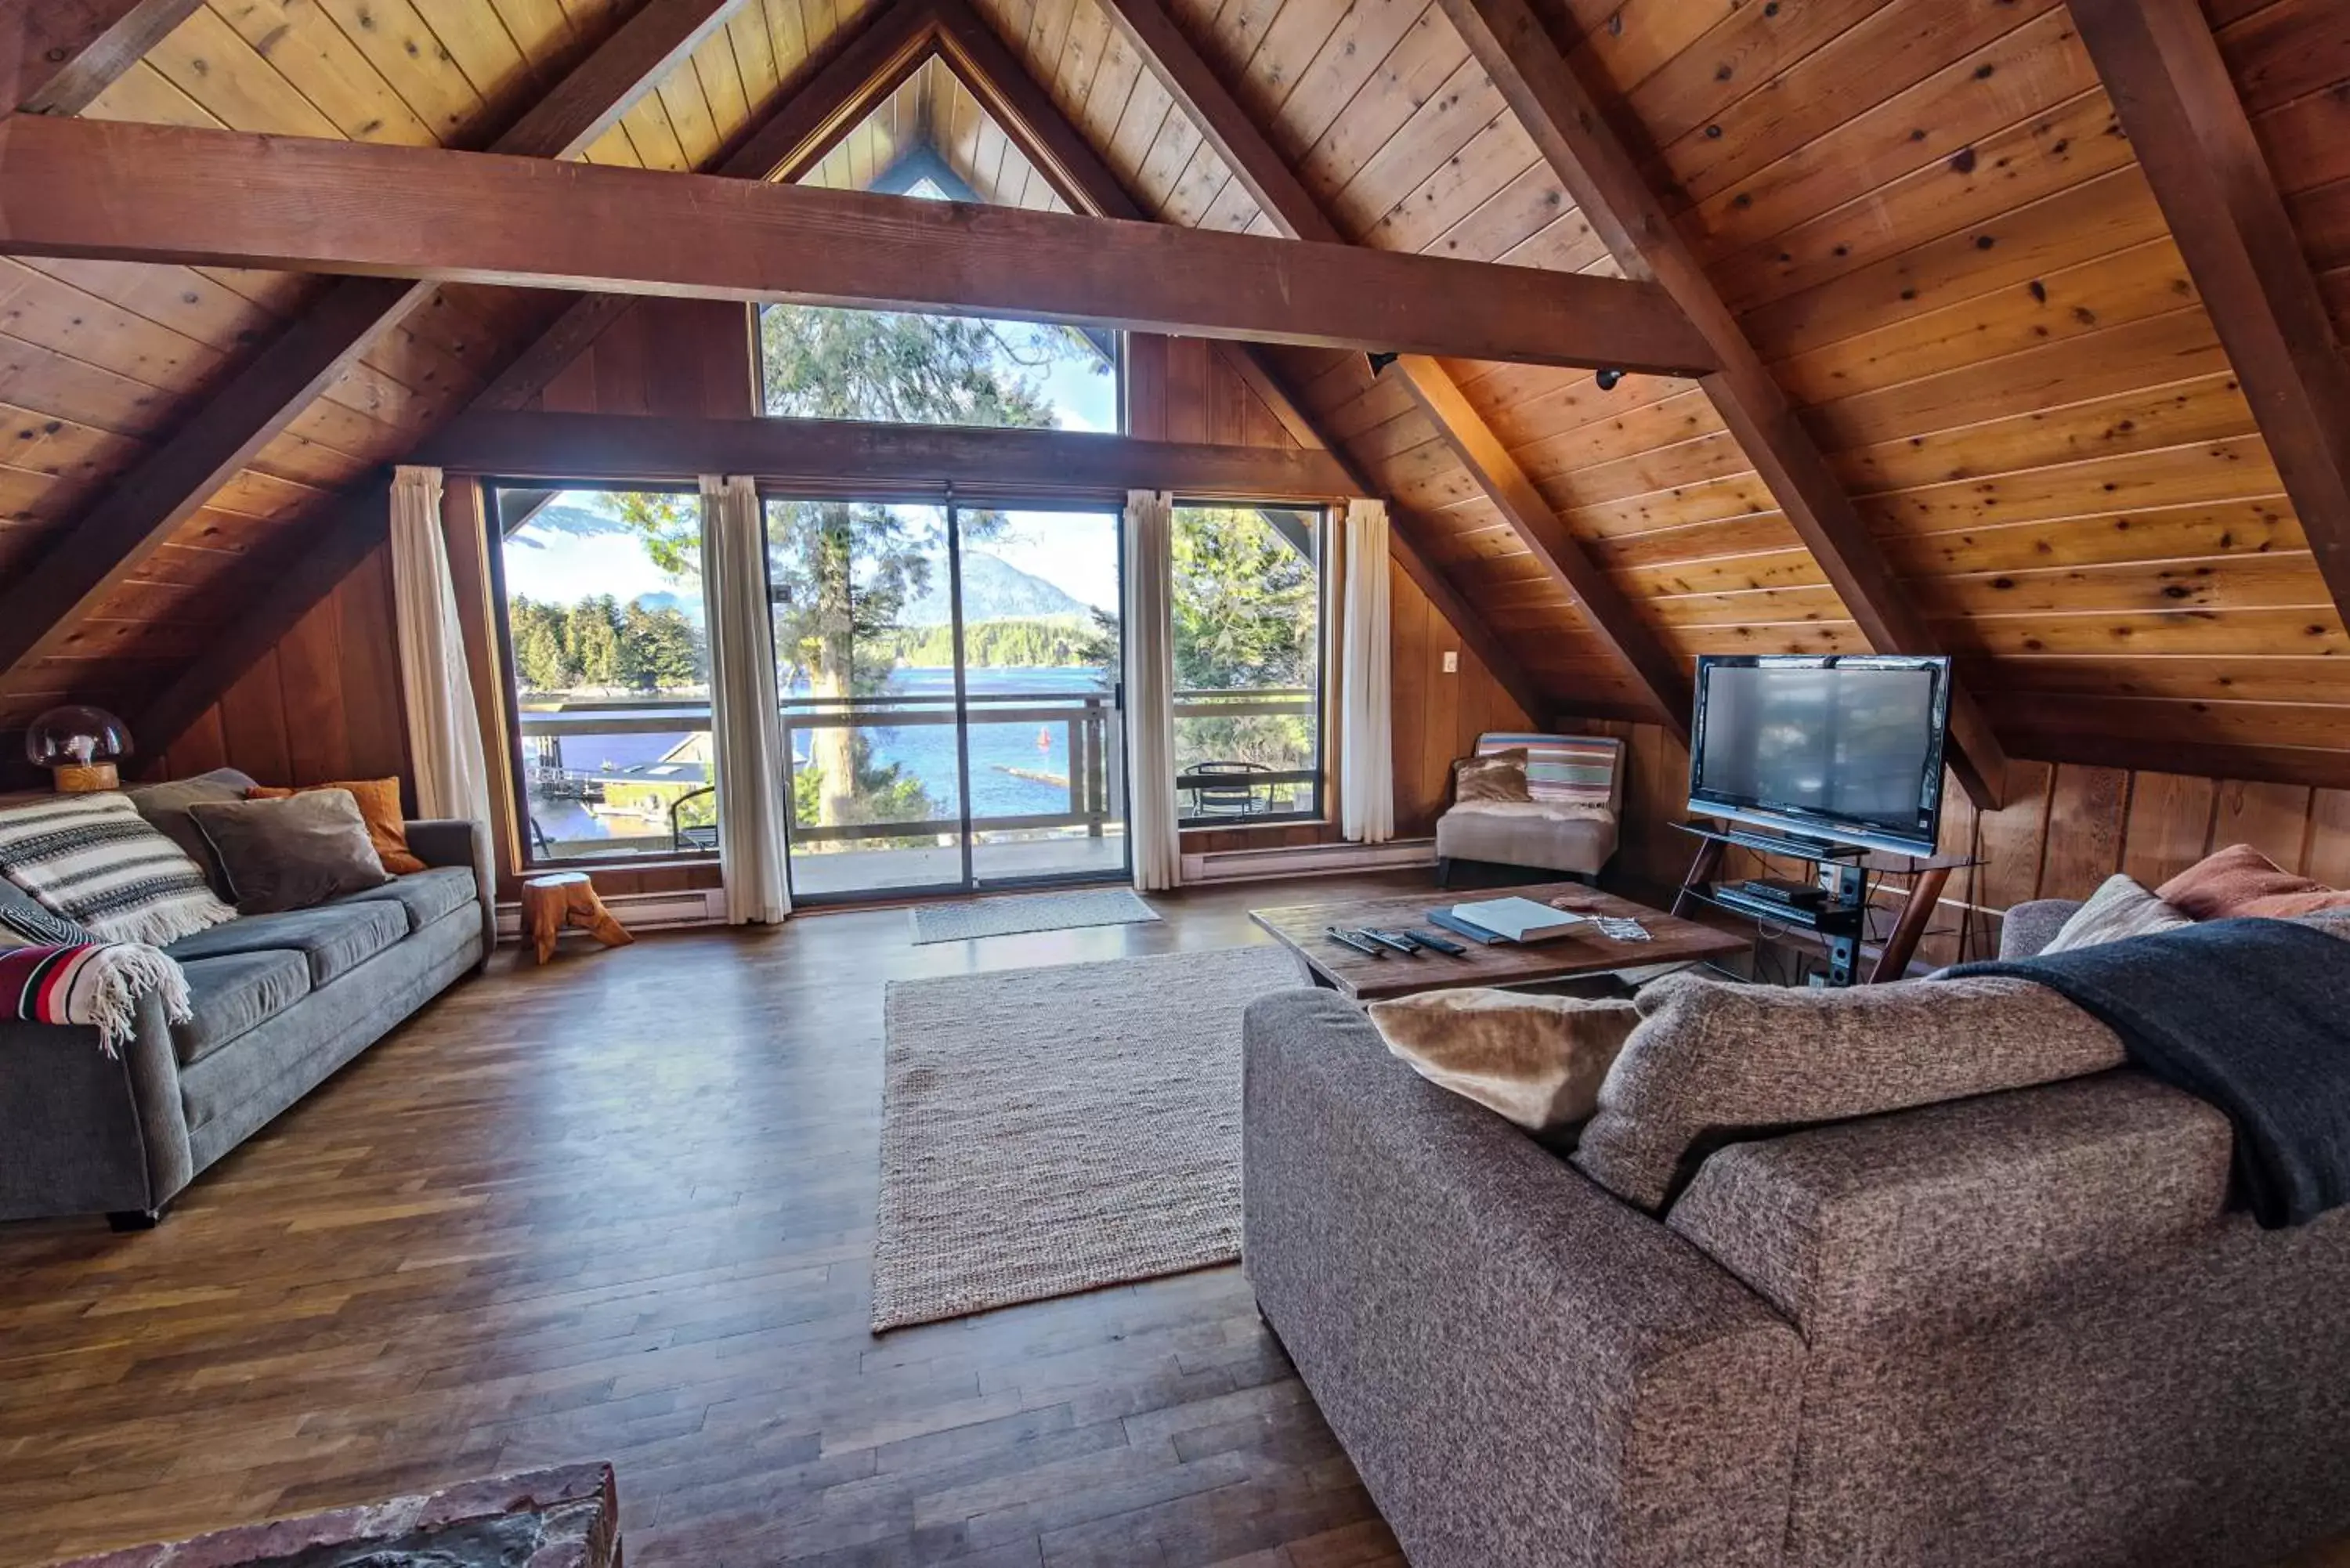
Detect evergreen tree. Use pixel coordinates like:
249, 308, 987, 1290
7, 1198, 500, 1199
754, 305, 1092, 836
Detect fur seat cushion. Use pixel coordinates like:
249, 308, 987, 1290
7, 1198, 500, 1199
1368, 987, 1640, 1132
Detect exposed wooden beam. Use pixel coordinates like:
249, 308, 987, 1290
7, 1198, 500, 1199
1390, 359, 1683, 733
0, 0, 750, 685
2070, 0, 2350, 631
1432, 0, 2007, 807
1092, 0, 1681, 734
415, 410, 1361, 499
718, 0, 941, 180
0, 116, 1719, 374
6, 0, 201, 114
931, 0, 1552, 724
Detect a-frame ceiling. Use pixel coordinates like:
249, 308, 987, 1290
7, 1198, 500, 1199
4, 0, 2349, 791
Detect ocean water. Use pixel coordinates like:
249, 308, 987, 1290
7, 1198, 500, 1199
530, 666, 1116, 842
842, 666, 1117, 821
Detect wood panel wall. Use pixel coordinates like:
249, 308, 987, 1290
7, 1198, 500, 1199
1591, 729, 2350, 974
152, 544, 412, 794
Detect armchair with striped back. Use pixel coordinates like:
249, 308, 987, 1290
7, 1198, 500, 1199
1435, 732, 1625, 888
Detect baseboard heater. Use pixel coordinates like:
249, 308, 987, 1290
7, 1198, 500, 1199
495, 886, 725, 938
1180, 836, 1437, 884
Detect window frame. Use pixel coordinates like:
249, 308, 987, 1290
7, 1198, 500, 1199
484, 479, 721, 873
1169, 500, 1334, 833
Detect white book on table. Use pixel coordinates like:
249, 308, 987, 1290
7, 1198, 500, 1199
1448, 896, 1588, 943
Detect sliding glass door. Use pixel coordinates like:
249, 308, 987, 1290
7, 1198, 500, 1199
766, 497, 1127, 901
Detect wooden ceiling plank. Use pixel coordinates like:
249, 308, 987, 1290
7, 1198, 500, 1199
718, 0, 940, 179
931, 0, 1553, 724
0, 114, 1719, 374
134, 0, 1007, 756
0, 0, 760, 685
8, 0, 204, 114
129, 484, 391, 777
2069, 0, 2350, 638
1434, 0, 2010, 807
1090, 0, 1687, 737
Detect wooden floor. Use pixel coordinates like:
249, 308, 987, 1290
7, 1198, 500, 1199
3, 869, 2345, 1568
0, 874, 1418, 1568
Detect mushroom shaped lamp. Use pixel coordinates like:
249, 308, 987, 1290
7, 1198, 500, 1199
25, 705, 133, 793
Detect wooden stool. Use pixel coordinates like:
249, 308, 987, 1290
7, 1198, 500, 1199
522, 872, 634, 963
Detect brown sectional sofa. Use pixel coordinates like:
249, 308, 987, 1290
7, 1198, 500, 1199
1240, 905, 2350, 1567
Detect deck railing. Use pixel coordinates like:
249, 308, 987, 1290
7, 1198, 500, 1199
514, 682, 1321, 857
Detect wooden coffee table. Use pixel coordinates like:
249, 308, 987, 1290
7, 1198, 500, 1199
1249, 881, 1746, 1002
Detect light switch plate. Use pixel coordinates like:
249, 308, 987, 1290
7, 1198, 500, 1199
1441, 650, 1459, 673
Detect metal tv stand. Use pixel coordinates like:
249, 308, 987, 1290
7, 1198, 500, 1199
1669, 818, 1976, 987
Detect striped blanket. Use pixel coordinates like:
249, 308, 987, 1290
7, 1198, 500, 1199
0, 901, 189, 1053
0, 793, 234, 947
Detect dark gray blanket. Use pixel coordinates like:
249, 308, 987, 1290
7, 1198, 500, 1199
1948, 919, 2350, 1228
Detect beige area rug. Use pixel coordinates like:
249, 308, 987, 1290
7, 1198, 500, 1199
873, 943, 1307, 1332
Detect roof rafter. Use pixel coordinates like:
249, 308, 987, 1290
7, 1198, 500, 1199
0, 0, 754, 689
135, 0, 1001, 757
6, 0, 201, 114
1091, 0, 1688, 737
922, 0, 1554, 724
1432, 0, 2010, 806
2070, 0, 2350, 634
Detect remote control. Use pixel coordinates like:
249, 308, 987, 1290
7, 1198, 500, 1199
1405, 928, 1469, 957
1325, 926, 1384, 957
1359, 928, 1421, 956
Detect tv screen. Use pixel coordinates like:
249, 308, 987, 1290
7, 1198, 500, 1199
1688, 656, 1951, 854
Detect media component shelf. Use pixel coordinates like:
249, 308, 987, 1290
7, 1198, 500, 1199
1669, 820, 1978, 986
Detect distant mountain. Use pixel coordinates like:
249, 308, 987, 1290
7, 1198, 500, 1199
902, 551, 1089, 626
632, 590, 702, 623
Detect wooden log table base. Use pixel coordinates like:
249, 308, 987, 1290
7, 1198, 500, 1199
522, 873, 634, 964
45, 1462, 620, 1567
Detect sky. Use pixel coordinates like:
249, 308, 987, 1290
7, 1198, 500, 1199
502, 493, 1120, 616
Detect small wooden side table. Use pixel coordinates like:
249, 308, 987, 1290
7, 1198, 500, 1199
522, 872, 634, 963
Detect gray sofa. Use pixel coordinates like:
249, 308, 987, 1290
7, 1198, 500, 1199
0, 774, 493, 1228
1241, 903, 2350, 1568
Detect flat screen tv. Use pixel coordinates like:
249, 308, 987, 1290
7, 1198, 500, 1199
1687, 655, 1953, 855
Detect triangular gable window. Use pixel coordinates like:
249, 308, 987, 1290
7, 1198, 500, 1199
757, 55, 1121, 435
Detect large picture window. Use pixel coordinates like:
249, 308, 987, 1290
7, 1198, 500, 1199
1171, 504, 1326, 826
757, 305, 1119, 433
490, 486, 715, 865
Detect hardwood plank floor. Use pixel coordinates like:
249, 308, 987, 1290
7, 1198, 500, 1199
0, 874, 1419, 1568
2, 868, 2344, 1567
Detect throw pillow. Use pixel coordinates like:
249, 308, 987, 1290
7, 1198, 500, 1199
1453, 748, 1532, 805
189, 790, 393, 916
1571, 970, 2127, 1212
125, 768, 258, 899
2158, 844, 2350, 920
2041, 875, 2196, 954
1368, 987, 1641, 1132
0, 793, 237, 946
246, 779, 427, 875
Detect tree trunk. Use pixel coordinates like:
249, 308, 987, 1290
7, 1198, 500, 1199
812, 506, 859, 829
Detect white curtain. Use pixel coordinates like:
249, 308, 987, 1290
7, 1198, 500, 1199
1123, 489, 1180, 891
1340, 497, 1395, 844
700, 475, 791, 924
389, 464, 494, 836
